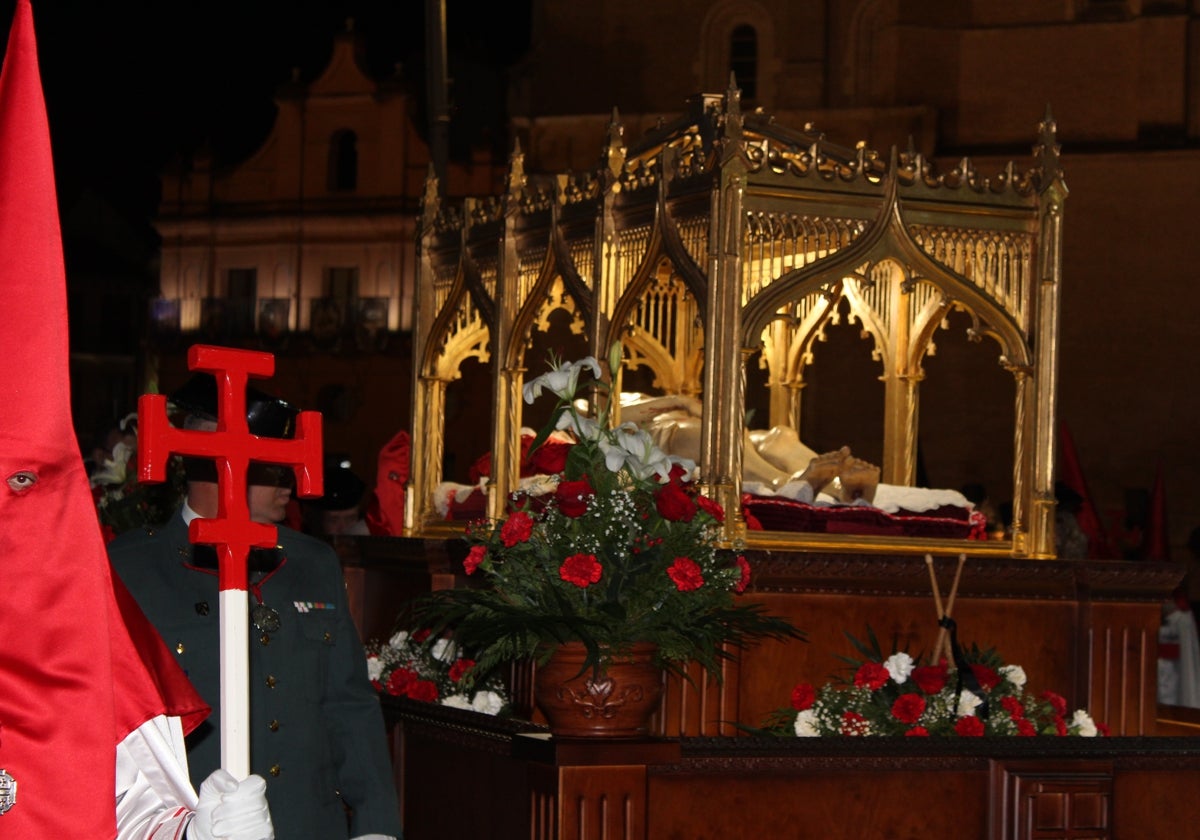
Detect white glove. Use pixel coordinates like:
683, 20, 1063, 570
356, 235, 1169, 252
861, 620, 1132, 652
189, 769, 275, 840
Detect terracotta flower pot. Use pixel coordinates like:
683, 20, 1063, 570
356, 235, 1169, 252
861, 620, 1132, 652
533, 641, 663, 737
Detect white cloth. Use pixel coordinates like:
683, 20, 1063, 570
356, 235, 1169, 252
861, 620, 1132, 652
744, 477, 970, 515
1158, 608, 1200, 708
115, 715, 197, 840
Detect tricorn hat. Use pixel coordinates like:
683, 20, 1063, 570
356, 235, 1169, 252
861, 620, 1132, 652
310, 458, 366, 511
169, 372, 299, 440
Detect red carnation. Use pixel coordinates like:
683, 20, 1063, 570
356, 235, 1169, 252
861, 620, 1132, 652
386, 667, 418, 697
733, 555, 752, 593
463, 545, 487, 575
654, 481, 697, 522
1053, 716, 1067, 736
412, 628, 432, 643
905, 726, 930, 737
449, 658, 475, 683
554, 478, 594, 518
969, 663, 1001, 691
912, 663, 948, 694
891, 693, 926, 725
840, 711, 870, 736
1000, 695, 1025, 720
559, 553, 603, 588
854, 661, 890, 690
500, 510, 535, 546
695, 494, 725, 523
790, 683, 816, 711
955, 716, 985, 737
667, 557, 705, 592
408, 680, 440, 703
1016, 718, 1037, 736
1040, 691, 1068, 716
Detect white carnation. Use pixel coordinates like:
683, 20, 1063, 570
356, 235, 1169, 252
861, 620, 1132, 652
793, 709, 821, 737
471, 690, 506, 716
1071, 709, 1098, 737
884, 652, 914, 685
387, 630, 411, 650
441, 690, 505, 716
999, 664, 1027, 689
365, 655, 384, 682
431, 638, 458, 663
956, 690, 982, 717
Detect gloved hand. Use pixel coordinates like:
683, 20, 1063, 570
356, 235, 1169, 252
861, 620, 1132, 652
189, 769, 275, 840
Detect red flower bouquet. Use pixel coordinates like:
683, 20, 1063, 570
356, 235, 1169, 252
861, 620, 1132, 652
365, 629, 509, 716
765, 629, 1105, 738
413, 343, 802, 684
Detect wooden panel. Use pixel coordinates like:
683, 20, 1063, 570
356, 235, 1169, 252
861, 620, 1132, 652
990, 760, 1113, 840
337, 536, 455, 643
648, 770, 989, 839
1112, 769, 1200, 840
1084, 603, 1159, 736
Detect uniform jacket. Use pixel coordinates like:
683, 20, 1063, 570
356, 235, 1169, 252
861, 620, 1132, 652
109, 510, 402, 840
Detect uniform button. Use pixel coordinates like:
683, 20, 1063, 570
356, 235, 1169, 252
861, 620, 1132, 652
176, 642, 185, 654
269, 719, 280, 732
269, 764, 281, 777
323, 631, 332, 643
260, 633, 270, 646
266, 675, 277, 688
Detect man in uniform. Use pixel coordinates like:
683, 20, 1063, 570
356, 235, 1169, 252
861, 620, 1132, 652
109, 374, 402, 840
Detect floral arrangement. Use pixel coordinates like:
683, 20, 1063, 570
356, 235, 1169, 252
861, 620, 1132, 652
412, 343, 803, 686
762, 630, 1106, 738
365, 629, 509, 716
90, 432, 186, 541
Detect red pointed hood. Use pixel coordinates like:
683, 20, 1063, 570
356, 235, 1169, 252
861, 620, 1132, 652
0, 0, 71, 454
0, 2, 206, 834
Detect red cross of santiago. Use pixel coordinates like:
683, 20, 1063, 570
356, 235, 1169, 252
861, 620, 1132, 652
137, 345, 324, 591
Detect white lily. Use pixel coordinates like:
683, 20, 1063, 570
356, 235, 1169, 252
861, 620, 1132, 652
523, 356, 602, 404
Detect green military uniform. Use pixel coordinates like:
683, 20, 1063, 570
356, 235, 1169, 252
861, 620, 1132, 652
109, 509, 402, 840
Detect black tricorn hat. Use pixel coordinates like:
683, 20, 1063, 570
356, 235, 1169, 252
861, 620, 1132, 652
170, 373, 299, 440
310, 459, 366, 511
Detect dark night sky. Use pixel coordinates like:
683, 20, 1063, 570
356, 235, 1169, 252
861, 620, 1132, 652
2, 0, 530, 224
